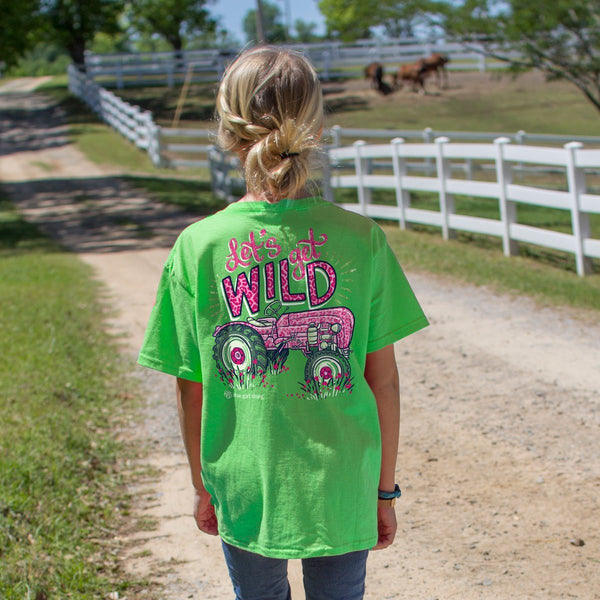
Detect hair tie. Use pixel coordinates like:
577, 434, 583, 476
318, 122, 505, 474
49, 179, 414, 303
280, 151, 299, 159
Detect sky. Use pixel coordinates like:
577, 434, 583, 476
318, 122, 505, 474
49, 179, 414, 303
210, 0, 327, 44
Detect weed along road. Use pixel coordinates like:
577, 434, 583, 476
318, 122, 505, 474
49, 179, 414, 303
1, 81, 599, 599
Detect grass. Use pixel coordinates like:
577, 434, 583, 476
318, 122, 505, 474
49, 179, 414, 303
0, 195, 148, 599
110, 71, 600, 138
121, 174, 226, 214
383, 225, 600, 315
38, 78, 162, 174
325, 71, 600, 138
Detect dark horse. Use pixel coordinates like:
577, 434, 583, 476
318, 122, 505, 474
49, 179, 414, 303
364, 62, 392, 95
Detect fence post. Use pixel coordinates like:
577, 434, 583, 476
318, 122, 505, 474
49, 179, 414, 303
391, 138, 410, 229
216, 55, 225, 79
322, 50, 331, 82
514, 129, 527, 177
144, 112, 164, 167
435, 136, 455, 240
494, 137, 519, 257
208, 146, 220, 200
478, 52, 486, 72
464, 157, 474, 180
67, 64, 76, 94
564, 142, 592, 276
330, 124, 342, 148
209, 146, 230, 202
321, 148, 334, 204
353, 140, 370, 216
116, 62, 123, 90
423, 127, 434, 174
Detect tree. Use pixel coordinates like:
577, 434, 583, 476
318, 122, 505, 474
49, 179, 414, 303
317, 0, 376, 40
0, 0, 43, 70
294, 19, 322, 43
435, 0, 600, 112
128, 0, 216, 52
242, 0, 287, 44
318, 0, 425, 40
39, 0, 125, 69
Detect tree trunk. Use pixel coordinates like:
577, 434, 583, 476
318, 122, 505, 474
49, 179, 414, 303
68, 37, 87, 72
256, 0, 266, 44
170, 36, 185, 74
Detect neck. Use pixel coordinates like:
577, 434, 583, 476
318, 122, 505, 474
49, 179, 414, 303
240, 187, 310, 203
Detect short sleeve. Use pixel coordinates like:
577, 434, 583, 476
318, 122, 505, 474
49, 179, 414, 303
137, 265, 203, 382
367, 233, 428, 353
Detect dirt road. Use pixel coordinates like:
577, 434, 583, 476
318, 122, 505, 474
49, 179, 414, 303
2, 79, 599, 599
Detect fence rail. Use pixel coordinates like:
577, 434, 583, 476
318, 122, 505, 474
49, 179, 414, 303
160, 127, 213, 169
328, 138, 600, 276
155, 124, 600, 174
68, 65, 162, 165
328, 125, 600, 148
85, 39, 508, 88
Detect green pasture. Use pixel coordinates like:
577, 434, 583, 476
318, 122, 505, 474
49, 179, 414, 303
108, 70, 600, 138
325, 73, 600, 137
0, 197, 150, 598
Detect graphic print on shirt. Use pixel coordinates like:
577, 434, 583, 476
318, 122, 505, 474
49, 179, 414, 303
212, 227, 355, 400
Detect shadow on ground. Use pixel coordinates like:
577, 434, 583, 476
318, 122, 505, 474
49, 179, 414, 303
0, 93, 71, 156
3, 176, 208, 253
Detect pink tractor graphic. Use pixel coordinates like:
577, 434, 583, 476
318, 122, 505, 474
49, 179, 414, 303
213, 301, 354, 385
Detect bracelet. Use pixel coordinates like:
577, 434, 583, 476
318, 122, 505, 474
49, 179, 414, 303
378, 484, 401, 499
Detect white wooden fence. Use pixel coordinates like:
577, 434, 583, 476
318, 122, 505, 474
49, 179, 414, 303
160, 127, 213, 169
85, 38, 507, 88
85, 48, 229, 89
329, 138, 600, 276
328, 125, 600, 148
149, 124, 600, 170
68, 65, 162, 165
208, 146, 244, 204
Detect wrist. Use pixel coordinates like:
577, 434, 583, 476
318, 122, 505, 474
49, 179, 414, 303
378, 483, 401, 507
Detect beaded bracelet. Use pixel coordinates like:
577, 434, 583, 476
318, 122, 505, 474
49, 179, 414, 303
378, 484, 401, 499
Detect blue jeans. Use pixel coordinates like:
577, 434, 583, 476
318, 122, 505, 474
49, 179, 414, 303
222, 541, 369, 600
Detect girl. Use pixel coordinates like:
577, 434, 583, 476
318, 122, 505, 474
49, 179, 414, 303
138, 46, 428, 600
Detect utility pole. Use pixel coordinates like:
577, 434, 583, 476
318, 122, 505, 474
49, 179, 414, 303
281, 0, 291, 41
256, 0, 266, 44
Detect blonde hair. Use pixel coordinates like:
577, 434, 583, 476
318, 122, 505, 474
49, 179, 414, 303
216, 46, 324, 201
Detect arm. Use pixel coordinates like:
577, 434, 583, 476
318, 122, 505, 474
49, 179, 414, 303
176, 377, 218, 536
364, 344, 400, 550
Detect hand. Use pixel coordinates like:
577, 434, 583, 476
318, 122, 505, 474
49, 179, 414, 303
193, 487, 218, 535
373, 504, 397, 550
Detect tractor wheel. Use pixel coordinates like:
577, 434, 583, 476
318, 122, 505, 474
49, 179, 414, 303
213, 323, 268, 377
304, 351, 351, 384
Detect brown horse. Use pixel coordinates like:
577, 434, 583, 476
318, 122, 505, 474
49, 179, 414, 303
422, 53, 450, 88
392, 59, 428, 93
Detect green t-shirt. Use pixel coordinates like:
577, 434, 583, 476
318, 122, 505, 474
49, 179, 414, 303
138, 196, 428, 559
